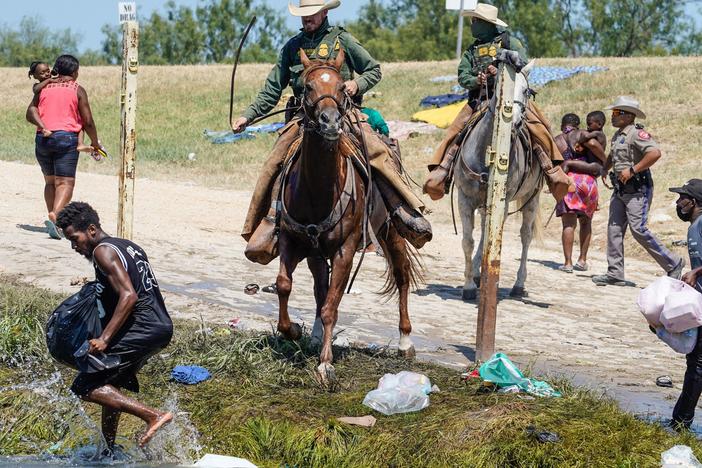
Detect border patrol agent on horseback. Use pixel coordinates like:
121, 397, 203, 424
592, 96, 684, 286
423, 3, 573, 202
233, 0, 431, 263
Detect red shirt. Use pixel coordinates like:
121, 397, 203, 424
38, 81, 83, 133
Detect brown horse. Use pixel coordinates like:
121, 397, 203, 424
275, 49, 419, 383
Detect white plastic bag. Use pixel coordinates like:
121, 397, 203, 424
363, 371, 433, 416
661, 286, 702, 333
638, 277, 685, 327
661, 445, 702, 468
656, 327, 698, 354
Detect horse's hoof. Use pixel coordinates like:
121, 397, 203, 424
279, 322, 302, 341
473, 277, 481, 288
316, 363, 337, 386
510, 287, 528, 298
462, 288, 477, 301
398, 345, 416, 359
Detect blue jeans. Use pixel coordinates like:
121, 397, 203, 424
35, 131, 79, 177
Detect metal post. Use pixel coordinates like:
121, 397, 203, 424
118, 21, 139, 239
475, 62, 516, 362
456, 0, 465, 60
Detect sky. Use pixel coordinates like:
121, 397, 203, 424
2, 0, 701, 53
1, 0, 362, 52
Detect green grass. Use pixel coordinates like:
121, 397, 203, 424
1, 276, 700, 466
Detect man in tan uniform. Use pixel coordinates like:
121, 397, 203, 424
233, 0, 431, 263
423, 3, 571, 202
592, 96, 684, 286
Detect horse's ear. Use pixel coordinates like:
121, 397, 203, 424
333, 48, 345, 71
300, 48, 311, 69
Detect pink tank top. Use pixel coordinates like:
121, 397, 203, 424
38, 81, 83, 133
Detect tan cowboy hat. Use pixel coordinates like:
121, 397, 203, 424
462, 3, 508, 28
288, 0, 341, 17
605, 96, 646, 119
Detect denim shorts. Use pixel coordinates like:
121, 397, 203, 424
35, 131, 79, 177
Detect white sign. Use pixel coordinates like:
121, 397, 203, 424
446, 0, 477, 11
119, 2, 137, 23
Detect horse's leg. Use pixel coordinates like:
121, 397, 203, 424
307, 255, 329, 346
382, 228, 415, 358
511, 193, 539, 298
276, 235, 303, 340
317, 234, 359, 384
472, 205, 487, 289
458, 187, 478, 300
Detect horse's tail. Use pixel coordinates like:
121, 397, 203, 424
379, 236, 425, 299
513, 190, 543, 244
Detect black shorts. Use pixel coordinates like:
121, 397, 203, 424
35, 131, 79, 177
70, 348, 159, 397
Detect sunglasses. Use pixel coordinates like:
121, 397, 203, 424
611, 109, 630, 117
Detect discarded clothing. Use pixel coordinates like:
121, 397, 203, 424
479, 353, 561, 397
411, 101, 467, 129
420, 93, 470, 108
361, 107, 389, 136
203, 122, 285, 144
386, 120, 440, 141
171, 365, 211, 385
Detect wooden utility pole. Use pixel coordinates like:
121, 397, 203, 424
475, 62, 516, 362
117, 21, 139, 239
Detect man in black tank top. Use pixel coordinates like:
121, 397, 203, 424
56, 202, 173, 450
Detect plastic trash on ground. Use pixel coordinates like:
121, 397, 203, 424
479, 353, 561, 398
638, 276, 685, 327
661, 286, 702, 333
655, 327, 698, 354
363, 371, 433, 415
661, 445, 702, 468
193, 453, 258, 467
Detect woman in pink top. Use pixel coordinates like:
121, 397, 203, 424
26, 55, 101, 239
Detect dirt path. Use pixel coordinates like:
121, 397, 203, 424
0, 160, 686, 418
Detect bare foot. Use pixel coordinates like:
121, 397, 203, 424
139, 412, 173, 447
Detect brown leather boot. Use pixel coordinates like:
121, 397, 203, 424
533, 145, 574, 203
545, 166, 575, 203
244, 210, 279, 265
376, 176, 432, 248
423, 144, 459, 201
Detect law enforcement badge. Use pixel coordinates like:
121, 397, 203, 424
478, 46, 489, 56
638, 130, 651, 140
334, 39, 340, 51
488, 45, 497, 57
318, 43, 329, 58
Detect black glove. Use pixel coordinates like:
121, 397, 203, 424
496, 50, 527, 73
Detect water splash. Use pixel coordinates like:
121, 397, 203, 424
0, 369, 201, 466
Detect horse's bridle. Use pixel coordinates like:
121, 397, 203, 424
301, 65, 350, 132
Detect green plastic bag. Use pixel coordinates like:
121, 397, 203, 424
479, 353, 561, 398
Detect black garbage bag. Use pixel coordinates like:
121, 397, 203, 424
46, 282, 120, 372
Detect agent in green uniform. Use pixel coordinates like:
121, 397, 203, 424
423, 3, 571, 202
234, 0, 431, 261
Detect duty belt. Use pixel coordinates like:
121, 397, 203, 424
609, 169, 652, 195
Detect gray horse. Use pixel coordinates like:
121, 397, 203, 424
455, 64, 543, 301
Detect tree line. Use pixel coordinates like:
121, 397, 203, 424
1, 0, 699, 68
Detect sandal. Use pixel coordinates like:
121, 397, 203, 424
656, 375, 673, 388
558, 265, 573, 273
261, 283, 277, 294
574, 262, 589, 272
45, 220, 62, 240
244, 283, 260, 295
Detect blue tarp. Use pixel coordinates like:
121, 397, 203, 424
203, 122, 285, 144
430, 65, 609, 103
420, 93, 470, 108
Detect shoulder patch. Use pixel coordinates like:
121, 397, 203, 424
637, 130, 651, 140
